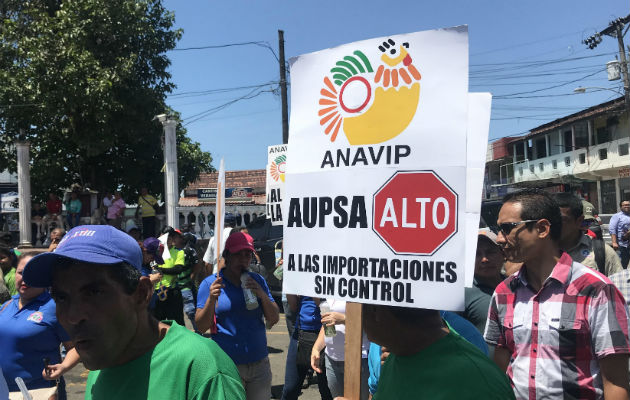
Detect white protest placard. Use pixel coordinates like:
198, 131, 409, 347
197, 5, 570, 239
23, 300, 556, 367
464, 93, 492, 288
214, 158, 226, 261
284, 26, 469, 311
266, 144, 287, 226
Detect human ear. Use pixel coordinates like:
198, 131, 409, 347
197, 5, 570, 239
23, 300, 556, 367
135, 277, 153, 308
536, 219, 552, 239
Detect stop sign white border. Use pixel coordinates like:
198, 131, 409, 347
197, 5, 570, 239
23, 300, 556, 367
372, 169, 459, 256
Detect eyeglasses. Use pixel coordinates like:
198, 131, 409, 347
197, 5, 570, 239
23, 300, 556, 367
491, 220, 538, 236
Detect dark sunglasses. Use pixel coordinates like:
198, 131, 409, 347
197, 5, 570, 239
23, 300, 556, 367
490, 220, 538, 236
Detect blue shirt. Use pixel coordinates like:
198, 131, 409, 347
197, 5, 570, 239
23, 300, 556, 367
196, 270, 274, 365
440, 311, 489, 356
296, 297, 321, 333
0, 292, 69, 391
610, 211, 630, 248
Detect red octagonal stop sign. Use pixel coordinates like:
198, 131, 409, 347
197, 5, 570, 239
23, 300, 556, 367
373, 170, 458, 255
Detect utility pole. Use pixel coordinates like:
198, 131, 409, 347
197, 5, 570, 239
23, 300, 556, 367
583, 15, 630, 112
278, 30, 289, 144
615, 22, 630, 112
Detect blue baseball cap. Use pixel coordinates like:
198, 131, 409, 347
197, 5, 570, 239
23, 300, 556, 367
23, 225, 143, 288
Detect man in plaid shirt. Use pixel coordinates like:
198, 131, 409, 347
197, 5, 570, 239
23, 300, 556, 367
484, 189, 630, 400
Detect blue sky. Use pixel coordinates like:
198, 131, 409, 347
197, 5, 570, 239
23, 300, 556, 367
163, 0, 627, 170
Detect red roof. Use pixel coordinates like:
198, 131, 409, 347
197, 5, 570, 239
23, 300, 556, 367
180, 169, 268, 207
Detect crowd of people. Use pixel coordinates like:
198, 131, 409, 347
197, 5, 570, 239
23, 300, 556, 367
1, 189, 630, 399
26, 188, 163, 248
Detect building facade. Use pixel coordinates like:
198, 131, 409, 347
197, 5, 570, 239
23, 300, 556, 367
177, 169, 267, 238
485, 97, 630, 216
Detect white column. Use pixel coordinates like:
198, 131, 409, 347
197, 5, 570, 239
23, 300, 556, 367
162, 119, 179, 229
558, 130, 563, 153
596, 179, 602, 215
615, 178, 621, 208
194, 211, 202, 235
512, 143, 517, 164
16, 141, 32, 247
545, 135, 550, 157
523, 141, 528, 160
587, 120, 593, 146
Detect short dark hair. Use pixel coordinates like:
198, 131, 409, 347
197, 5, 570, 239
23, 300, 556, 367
0, 244, 17, 267
17, 251, 38, 262
553, 192, 583, 219
622, 200, 630, 206
107, 262, 141, 295
364, 303, 439, 327
502, 188, 562, 241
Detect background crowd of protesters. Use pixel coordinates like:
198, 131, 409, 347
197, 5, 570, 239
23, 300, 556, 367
1, 188, 630, 399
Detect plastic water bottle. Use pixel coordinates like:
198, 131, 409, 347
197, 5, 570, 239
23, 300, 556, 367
319, 301, 336, 337
241, 273, 259, 310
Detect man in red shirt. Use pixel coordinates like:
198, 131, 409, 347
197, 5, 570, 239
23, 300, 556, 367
43, 192, 64, 235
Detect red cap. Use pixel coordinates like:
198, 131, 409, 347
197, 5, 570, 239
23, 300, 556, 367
225, 232, 255, 254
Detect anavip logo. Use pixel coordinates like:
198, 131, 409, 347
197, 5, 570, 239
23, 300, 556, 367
318, 38, 422, 145
269, 154, 286, 182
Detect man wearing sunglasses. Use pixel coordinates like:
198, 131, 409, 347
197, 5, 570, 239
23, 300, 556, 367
484, 188, 630, 400
553, 192, 622, 277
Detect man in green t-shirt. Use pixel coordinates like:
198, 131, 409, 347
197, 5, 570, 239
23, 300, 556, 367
22, 225, 245, 400
361, 304, 515, 400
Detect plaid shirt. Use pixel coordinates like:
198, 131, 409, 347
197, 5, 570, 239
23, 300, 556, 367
484, 252, 630, 400
609, 270, 630, 307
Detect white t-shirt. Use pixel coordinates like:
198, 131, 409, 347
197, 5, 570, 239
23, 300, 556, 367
202, 227, 233, 267
323, 299, 370, 361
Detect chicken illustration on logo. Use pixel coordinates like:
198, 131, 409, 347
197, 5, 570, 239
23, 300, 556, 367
319, 38, 421, 145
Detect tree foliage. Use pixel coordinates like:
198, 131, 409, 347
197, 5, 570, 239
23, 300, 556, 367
0, 0, 213, 202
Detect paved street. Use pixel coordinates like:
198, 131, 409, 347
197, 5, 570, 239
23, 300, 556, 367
64, 312, 323, 400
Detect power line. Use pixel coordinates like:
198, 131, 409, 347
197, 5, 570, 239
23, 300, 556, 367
171, 40, 279, 61
172, 41, 266, 51
470, 51, 615, 68
470, 29, 586, 57
169, 82, 278, 99
182, 86, 276, 126
492, 69, 604, 98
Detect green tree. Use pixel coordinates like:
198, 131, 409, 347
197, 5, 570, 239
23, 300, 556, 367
0, 0, 213, 203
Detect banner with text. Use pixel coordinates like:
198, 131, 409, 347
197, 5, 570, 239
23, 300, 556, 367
283, 26, 470, 310
266, 144, 287, 226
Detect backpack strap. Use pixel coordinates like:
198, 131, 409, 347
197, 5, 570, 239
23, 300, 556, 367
592, 237, 606, 275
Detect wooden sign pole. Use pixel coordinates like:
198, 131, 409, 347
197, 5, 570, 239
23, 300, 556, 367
343, 302, 363, 400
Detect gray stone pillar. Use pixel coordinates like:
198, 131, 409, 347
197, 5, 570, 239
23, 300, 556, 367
16, 141, 32, 247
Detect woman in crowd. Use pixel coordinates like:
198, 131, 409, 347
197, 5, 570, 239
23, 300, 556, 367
281, 295, 332, 400
0, 253, 80, 399
107, 191, 126, 229
196, 232, 279, 400
310, 299, 370, 400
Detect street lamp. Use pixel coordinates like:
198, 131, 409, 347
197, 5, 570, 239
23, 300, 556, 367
574, 86, 624, 95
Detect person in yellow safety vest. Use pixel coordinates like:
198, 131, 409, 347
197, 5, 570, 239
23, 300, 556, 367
152, 227, 186, 326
